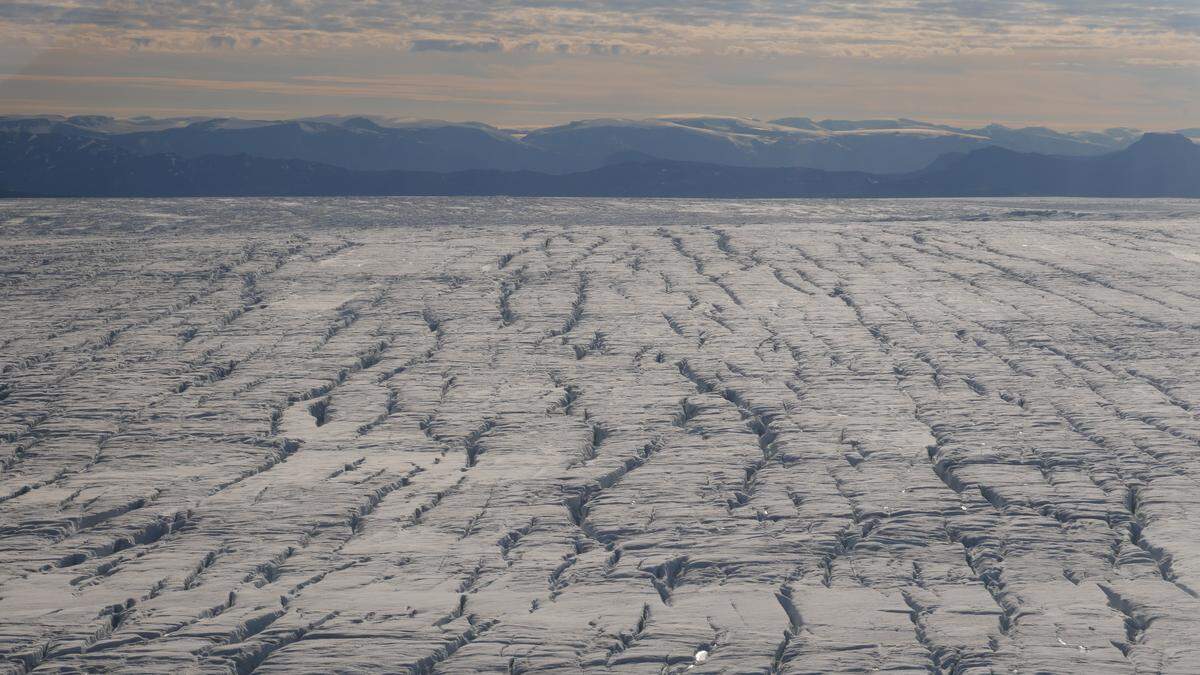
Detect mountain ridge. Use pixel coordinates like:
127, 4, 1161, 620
2, 129, 1197, 199
1, 113, 1181, 176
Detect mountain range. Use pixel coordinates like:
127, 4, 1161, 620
0, 113, 1163, 174
1, 114, 1197, 198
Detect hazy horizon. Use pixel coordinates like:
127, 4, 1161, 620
5, 109, 1190, 135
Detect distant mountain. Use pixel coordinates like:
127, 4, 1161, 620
2, 130, 1196, 198
896, 133, 1200, 197
0, 131, 371, 197
0, 115, 570, 174
0, 113, 1156, 175
523, 116, 1137, 174
518, 133, 1200, 197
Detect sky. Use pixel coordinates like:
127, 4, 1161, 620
0, 1, 1198, 130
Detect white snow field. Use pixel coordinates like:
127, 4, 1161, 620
2, 197, 1200, 673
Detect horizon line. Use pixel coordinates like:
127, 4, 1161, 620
0, 109, 1186, 134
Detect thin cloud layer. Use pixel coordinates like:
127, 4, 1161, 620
0, 1, 1196, 128
3, 1, 1198, 58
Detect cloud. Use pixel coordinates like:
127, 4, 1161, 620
1167, 12, 1200, 34
2, 1, 1197, 57
410, 38, 503, 53
1, 0, 1196, 130
205, 34, 236, 49
0, 72, 543, 106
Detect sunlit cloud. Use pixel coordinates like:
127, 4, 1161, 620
2, 1, 1197, 57
0, 1, 1196, 128
205, 34, 236, 50
410, 39, 504, 54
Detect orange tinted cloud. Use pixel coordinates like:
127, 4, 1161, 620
0, 1, 1196, 127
